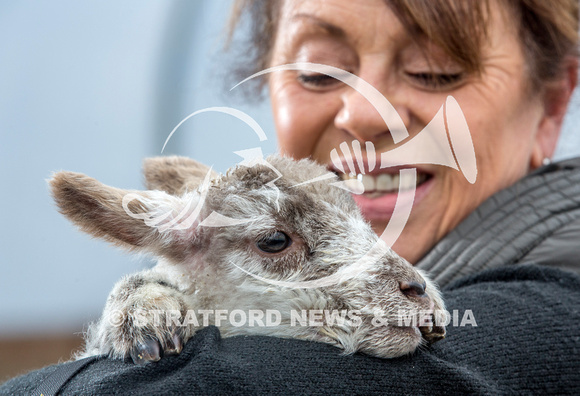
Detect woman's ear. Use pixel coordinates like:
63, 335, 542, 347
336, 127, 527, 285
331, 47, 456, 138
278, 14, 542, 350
531, 57, 578, 169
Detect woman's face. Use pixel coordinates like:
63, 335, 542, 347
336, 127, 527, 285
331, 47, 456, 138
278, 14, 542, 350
268, 0, 564, 263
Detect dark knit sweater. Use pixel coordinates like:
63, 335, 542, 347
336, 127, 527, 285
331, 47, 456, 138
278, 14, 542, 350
2, 158, 580, 395
417, 157, 580, 286
2, 265, 579, 395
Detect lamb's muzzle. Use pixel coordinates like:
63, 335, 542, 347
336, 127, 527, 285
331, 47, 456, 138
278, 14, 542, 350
400, 280, 427, 297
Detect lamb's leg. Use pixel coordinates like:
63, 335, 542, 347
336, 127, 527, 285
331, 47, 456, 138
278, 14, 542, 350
79, 270, 196, 364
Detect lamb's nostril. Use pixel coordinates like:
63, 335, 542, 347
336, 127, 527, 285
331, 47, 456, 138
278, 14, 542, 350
400, 280, 427, 297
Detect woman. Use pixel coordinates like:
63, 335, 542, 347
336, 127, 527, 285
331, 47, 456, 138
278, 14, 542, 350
2, 0, 579, 394
231, 0, 580, 282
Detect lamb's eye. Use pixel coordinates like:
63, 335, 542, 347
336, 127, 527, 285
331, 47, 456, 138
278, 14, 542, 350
256, 231, 292, 253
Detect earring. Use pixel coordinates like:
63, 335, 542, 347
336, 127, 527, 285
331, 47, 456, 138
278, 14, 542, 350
542, 157, 551, 166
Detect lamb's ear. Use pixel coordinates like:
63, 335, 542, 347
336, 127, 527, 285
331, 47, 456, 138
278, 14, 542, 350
50, 171, 198, 262
143, 156, 218, 196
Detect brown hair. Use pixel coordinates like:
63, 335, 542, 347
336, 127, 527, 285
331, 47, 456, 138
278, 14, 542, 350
227, 0, 578, 94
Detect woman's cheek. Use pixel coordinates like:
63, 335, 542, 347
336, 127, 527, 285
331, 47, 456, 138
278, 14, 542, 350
273, 85, 340, 160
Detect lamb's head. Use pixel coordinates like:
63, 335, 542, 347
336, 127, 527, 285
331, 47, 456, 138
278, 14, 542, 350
50, 155, 445, 359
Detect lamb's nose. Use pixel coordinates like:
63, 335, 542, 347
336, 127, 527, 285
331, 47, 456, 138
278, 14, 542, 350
400, 280, 427, 297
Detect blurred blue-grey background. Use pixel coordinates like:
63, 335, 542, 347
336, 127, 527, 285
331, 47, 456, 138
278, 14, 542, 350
0, 0, 277, 337
0, 0, 579, 338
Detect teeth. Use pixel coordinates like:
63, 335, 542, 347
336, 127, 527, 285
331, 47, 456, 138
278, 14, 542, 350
391, 174, 400, 190
340, 172, 429, 194
339, 178, 365, 194
359, 174, 375, 191
376, 174, 393, 191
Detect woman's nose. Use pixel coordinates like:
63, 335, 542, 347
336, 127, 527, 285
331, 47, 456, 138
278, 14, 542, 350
334, 83, 409, 145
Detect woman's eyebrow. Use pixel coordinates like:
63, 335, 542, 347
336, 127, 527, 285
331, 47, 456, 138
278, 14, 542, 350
290, 13, 347, 40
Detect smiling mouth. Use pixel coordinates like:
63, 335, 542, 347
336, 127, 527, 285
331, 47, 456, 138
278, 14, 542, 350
337, 171, 432, 197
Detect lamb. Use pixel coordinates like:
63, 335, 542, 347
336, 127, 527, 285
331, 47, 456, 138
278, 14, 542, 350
50, 155, 446, 365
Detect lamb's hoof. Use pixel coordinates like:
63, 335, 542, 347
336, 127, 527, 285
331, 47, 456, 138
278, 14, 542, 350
420, 324, 446, 344
164, 332, 184, 356
129, 330, 185, 365
131, 339, 161, 365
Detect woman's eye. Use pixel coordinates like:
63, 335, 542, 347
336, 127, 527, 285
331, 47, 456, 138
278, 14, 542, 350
297, 73, 341, 90
405, 72, 464, 90
256, 231, 292, 253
